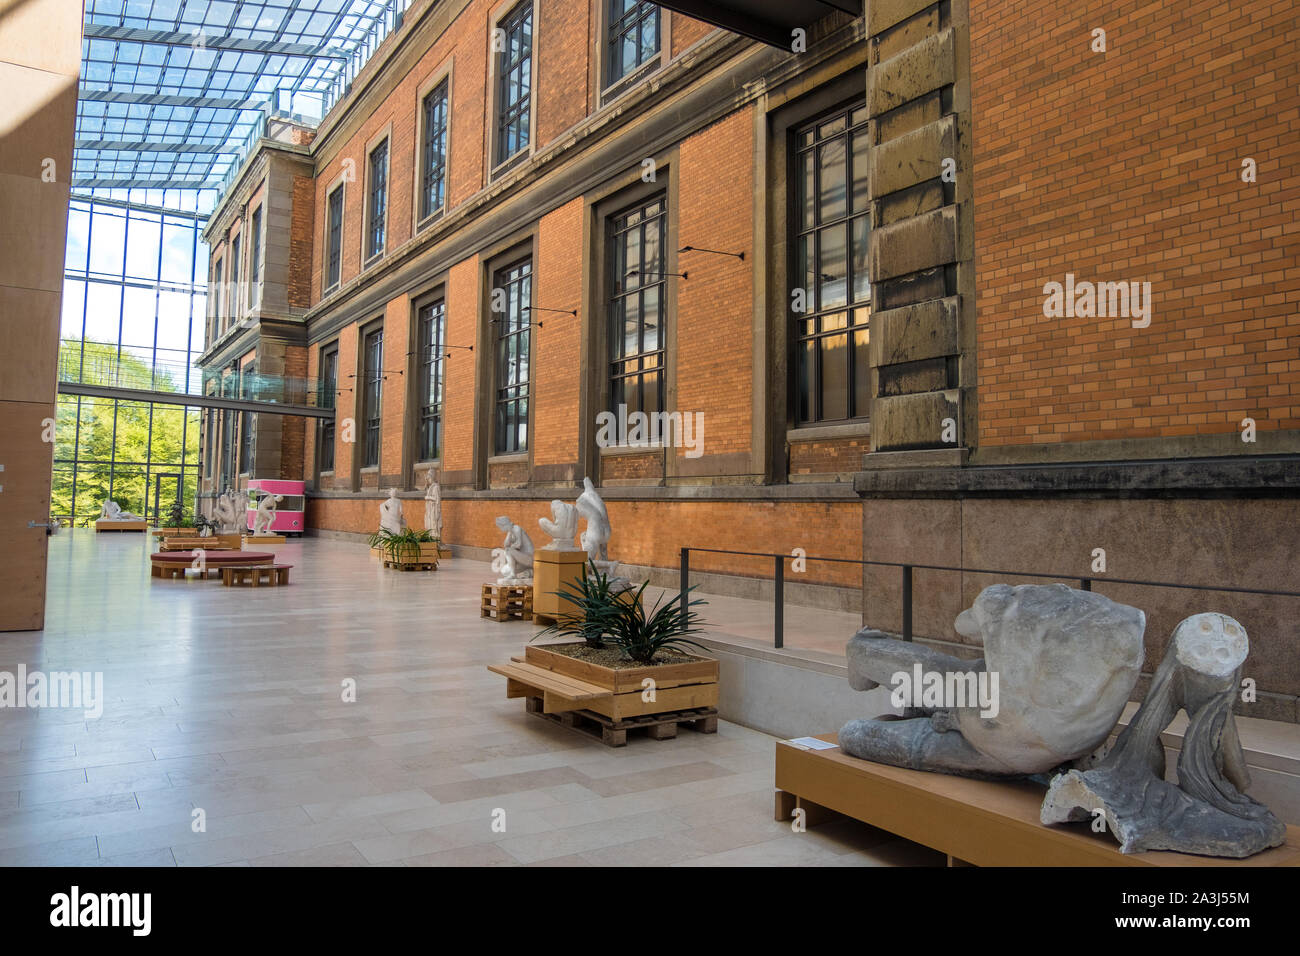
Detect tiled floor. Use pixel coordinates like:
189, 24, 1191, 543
0, 531, 941, 867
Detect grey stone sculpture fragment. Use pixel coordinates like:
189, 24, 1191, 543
839, 584, 1145, 777
1040, 613, 1287, 858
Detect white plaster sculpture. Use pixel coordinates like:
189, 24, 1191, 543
235, 489, 250, 528
212, 489, 240, 533
538, 500, 580, 551
490, 515, 534, 585
1041, 613, 1287, 858
378, 488, 406, 536
98, 499, 141, 521
838, 583, 1145, 777
252, 494, 282, 535
576, 477, 613, 566
423, 472, 443, 540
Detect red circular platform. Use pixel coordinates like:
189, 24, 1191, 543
151, 551, 276, 565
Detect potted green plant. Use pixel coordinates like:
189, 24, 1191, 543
522, 562, 718, 721
368, 527, 439, 567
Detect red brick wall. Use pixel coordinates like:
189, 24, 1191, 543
442, 256, 479, 477
533, 198, 584, 467
670, 12, 714, 56
380, 294, 411, 480
537, 0, 590, 145
330, 324, 359, 489
973, 0, 1300, 447
308, 496, 863, 587
675, 105, 755, 463
288, 176, 315, 309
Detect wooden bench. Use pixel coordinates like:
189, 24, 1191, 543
487, 660, 609, 714
220, 564, 292, 587
775, 734, 1300, 867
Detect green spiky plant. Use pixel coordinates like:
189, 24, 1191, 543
535, 561, 709, 664
368, 527, 438, 565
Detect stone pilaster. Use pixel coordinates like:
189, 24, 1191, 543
864, 0, 973, 453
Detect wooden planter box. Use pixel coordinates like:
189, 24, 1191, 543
523, 643, 718, 721
374, 541, 440, 569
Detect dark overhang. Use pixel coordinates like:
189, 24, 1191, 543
653, 0, 862, 49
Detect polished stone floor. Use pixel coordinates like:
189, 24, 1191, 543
0, 531, 940, 867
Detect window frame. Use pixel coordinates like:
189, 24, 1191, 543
489, 0, 536, 178
211, 256, 224, 336
415, 69, 452, 230
229, 232, 242, 320
239, 361, 256, 477
249, 204, 262, 303
789, 98, 872, 427
415, 297, 447, 462
490, 255, 533, 457
606, 192, 668, 423
364, 136, 390, 265
317, 343, 338, 474
600, 0, 664, 102
361, 324, 384, 470
324, 182, 344, 293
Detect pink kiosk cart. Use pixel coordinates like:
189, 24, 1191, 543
245, 479, 306, 536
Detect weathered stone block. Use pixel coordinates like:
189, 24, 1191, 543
869, 205, 957, 281
866, 28, 955, 117
866, 0, 939, 37
872, 389, 960, 451
871, 295, 960, 367
869, 115, 957, 199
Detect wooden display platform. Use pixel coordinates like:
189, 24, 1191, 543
95, 520, 146, 532
151, 528, 196, 537
774, 734, 1300, 867
243, 534, 287, 545
525, 695, 717, 747
481, 584, 533, 621
157, 533, 242, 551
221, 564, 292, 587
532, 549, 587, 622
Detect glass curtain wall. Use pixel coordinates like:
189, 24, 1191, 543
55, 189, 213, 526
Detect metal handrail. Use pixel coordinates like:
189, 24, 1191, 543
679, 546, 1300, 649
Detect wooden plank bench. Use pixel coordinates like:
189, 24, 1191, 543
220, 564, 292, 587
487, 661, 610, 714
775, 734, 1300, 867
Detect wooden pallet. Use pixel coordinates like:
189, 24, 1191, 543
525, 696, 717, 747
481, 584, 533, 622
383, 559, 437, 571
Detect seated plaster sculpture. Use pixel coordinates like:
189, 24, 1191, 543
379, 488, 406, 536
839, 583, 1145, 777
490, 515, 534, 585
538, 500, 580, 550
1041, 613, 1287, 858
212, 490, 240, 533
99, 500, 141, 521
252, 494, 282, 535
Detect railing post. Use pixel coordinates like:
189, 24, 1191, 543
902, 564, 913, 642
774, 554, 785, 649
680, 547, 689, 620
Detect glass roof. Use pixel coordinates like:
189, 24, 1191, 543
75, 0, 412, 197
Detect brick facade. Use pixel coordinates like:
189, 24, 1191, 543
972, 0, 1300, 448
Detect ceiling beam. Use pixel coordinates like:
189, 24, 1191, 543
78, 89, 256, 110
71, 177, 219, 189
76, 139, 234, 154
82, 23, 350, 60
58, 382, 331, 419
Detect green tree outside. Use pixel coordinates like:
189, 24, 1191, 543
54, 339, 201, 527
